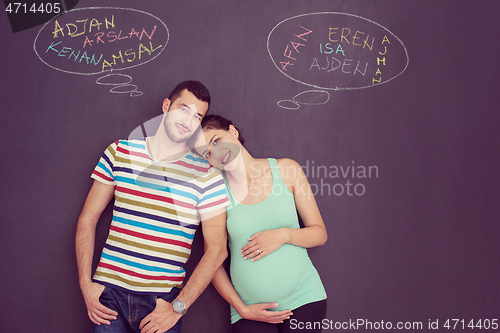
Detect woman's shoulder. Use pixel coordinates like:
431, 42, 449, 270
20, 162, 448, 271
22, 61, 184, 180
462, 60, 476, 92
274, 158, 306, 183
275, 158, 301, 169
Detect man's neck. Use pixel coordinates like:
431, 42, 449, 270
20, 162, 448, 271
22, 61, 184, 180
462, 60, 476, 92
147, 133, 188, 161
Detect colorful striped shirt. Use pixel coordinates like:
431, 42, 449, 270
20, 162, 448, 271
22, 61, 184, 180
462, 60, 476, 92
91, 139, 229, 294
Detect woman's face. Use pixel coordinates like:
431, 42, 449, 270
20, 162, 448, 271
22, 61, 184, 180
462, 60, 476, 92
196, 127, 241, 170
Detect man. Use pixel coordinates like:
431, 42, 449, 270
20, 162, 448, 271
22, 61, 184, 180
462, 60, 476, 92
75, 81, 229, 333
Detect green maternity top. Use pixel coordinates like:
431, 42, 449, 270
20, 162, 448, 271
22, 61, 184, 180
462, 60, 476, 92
225, 158, 327, 324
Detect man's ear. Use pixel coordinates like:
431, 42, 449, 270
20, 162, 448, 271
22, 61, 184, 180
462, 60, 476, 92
162, 98, 171, 113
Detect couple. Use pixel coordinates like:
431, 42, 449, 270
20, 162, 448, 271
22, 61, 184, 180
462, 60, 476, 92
76, 81, 327, 333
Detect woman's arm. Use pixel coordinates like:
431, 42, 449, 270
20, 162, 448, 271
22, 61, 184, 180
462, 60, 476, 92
282, 158, 328, 247
211, 263, 293, 323
241, 158, 327, 261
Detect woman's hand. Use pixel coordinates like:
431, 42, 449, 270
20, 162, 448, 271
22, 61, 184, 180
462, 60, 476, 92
239, 303, 292, 324
241, 228, 291, 261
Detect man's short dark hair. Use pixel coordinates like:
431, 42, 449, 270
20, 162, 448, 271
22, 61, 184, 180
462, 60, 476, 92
168, 81, 211, 111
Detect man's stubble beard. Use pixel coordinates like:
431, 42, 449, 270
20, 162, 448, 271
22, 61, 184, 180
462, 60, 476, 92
163, 116, 191, 144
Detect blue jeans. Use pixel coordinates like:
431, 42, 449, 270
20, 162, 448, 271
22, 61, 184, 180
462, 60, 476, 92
92, 286, 182, 333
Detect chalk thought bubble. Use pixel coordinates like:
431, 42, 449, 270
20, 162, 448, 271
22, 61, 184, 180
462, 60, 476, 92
267, 12, 408, 90
34, 7, 169, 75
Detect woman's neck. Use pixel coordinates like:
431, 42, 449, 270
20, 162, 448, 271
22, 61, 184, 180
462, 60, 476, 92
225, 148, 262, 189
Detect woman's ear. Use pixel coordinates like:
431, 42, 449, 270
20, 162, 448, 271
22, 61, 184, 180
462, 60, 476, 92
229, 124, 239, 139
162, 98, 171, 113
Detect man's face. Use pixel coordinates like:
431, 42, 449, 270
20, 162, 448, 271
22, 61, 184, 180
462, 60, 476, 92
163, 89, 209, 143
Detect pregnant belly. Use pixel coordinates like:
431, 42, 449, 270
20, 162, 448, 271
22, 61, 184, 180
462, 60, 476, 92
230, 245, 310, 304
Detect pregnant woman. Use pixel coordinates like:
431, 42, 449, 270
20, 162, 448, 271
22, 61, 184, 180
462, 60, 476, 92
195, 115, 328, 333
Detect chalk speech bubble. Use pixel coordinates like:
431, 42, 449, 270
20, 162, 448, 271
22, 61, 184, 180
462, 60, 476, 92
34, 7, 169, 75
267, 12, 408, 90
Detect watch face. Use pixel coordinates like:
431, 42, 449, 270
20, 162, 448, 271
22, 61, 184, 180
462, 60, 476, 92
173, 300, 185, 312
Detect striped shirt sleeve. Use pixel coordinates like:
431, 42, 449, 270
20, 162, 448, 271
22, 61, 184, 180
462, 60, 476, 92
91, 141, 118, 185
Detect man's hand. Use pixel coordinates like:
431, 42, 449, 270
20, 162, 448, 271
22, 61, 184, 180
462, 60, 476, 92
239, 303, 292, 324
139, 299, 182, 333
81, 282, 117, 325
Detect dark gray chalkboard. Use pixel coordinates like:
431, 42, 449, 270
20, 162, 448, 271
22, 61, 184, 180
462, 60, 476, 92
1, 1, 499, 332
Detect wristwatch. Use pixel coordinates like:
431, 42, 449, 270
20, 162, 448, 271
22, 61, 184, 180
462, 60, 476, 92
172, 299, 187, 315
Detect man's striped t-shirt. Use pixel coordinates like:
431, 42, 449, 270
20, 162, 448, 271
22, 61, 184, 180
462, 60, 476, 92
91, 139, 229, 295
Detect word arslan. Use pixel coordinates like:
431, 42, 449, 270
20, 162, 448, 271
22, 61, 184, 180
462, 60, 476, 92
82, 26, 158, 48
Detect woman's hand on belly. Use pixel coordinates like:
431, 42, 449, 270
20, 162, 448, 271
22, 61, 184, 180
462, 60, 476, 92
241, 228, 291, 261
238, 302, 293, 324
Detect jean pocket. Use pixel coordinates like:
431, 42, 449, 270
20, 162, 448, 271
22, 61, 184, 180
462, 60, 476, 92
100, 285, 110, 298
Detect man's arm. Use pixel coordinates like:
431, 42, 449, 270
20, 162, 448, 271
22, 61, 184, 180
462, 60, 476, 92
75, 180, 118, 325
139, 208, 228, 333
